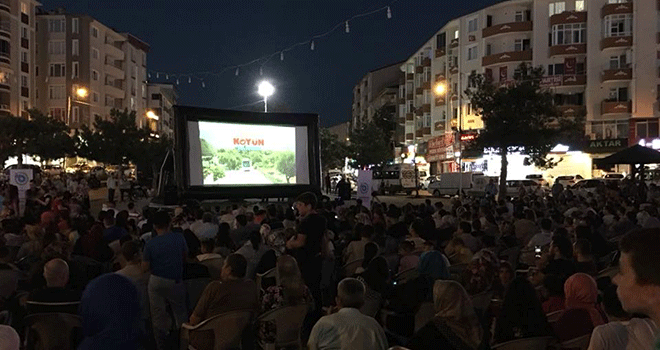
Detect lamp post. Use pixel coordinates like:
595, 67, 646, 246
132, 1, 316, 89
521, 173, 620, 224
434, 80, 463, 199
67, 87, 88, 126
257, 81, 275, 113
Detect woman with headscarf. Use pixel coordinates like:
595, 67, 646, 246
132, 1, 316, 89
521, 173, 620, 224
73, 223, 113, 262
494, 277, 554, 344
78, 273, 142, 350
463, 249, 500, 295
408, 280, 484, 350
552, 273, 606, 342
418, 241, 450, 281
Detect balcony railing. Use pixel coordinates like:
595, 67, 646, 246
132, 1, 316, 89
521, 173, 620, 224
557, 105, 585, 116
405, 133, 414, 140
482, 21, 533, 38
421, 104, 431, 113
422, 58, 431, 67
0, 0, 9, 12
602, 68, 632, 82
482, 49, 532, 66
450, 38, 459, 48
550, 11, 587, 26
435, 48, 446, 58
601, 36, 632, 50
434, 121, 445, 131
602, 100, 631, 114
602, 2, 632, 17
549, 43, 586, 57
405, 113, 414, 121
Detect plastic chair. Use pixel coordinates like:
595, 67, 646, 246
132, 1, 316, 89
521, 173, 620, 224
256, 267, 277, 291
394, 268, 419, 284
597, 266, 619, 279
360, 288, 383, 318
491, 336, 555, 350
546, 310, 564, 323
24, 313, 82, 350
343, 259, 364, 277
185, 277, 211, 313
180, 309, 254, 350
561, 334, 590, 350
256, 304, 310, 349
200, 257, 224, 280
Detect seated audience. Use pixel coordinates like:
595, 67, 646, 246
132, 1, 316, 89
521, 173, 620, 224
213, 222, 235, 257
116, 240, 150, 322
344, 224, 373, 263
397, 240, 419, 274
418, 241, 450, 281
445, 237, 473, 265
358, 242, 389, 294
553, 273, 606, 342
574, 239, 598, 276
197, 240, 223, 262
406, 219, 426, 251
407, 280, 483, 350
27, 258, 81, 314
189, 254, 259, 325
541, 274, 565, 314
78, 274, 142, 350
236, 230, 271, 279
541, 235, 576, 283
0, 325, 20, 350
308, 278, 388, 350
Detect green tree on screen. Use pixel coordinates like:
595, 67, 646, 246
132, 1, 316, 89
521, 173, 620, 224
276, 151, 296, 183
200, 139, 215, 159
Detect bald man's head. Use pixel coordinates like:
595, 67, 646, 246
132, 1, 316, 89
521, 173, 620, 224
43, 258, 69, 288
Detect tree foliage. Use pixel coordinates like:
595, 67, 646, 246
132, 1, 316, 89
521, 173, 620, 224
465, 63, 583, 197
348, 106, 397, 168
276, 151, 296, 183
320, 128, 348, 171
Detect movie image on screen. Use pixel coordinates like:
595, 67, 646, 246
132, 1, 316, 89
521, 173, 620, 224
198, 121, 297, 185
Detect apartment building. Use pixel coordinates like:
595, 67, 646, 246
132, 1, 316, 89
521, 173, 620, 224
147, 83, 177, 138
35, 9, 149, 129
400, 0, 658, 175
351, 61, 403, 131
0, 0, 39, 118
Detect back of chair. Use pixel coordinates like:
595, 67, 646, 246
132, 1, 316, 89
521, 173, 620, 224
24, 313, 82, 350
200, 258, 224, 280
256, 267, 277, 291
470, 291, 493, 312
597, 266, 619, 280
343, 259, 363, 277
360, 288, 382, 318
414, 302, 436, 333
394, 268, 419, 284
491, 336, 555, 350
196, 309, 254, 350
561, 334, 590, 350
185, 278, 211, 313
546, 310, 563, 323
257, 304, 310, 347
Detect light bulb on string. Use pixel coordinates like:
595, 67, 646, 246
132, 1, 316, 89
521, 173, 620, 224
259, 66, 263, 76
148, 73, 151, 79
387, 6, 392, 19
188, 77, 191, 84
235, 68, 239, 76
176, 78, 179, 85
201, 81, 205, 88
345, 21, 349, 33
156, 73, 159, 78
310, 40, 315, 51
166, 74, 169, 80
280, 52, 284, 61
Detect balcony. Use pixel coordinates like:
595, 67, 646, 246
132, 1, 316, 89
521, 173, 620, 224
398, 98, 405, 105
449, 66, 459, 74
435, 73, 446, 82
415, 108, 423, 117
422, 58, 431, 67
406, 133, 414, 140
421, 104, 431, 113
549, 43, 586, 57
105, 41, 125, 60
450, 38, 459, 48
421, 81, 430, 90
105, 61, 125, 80
0, 21, 9, 39
0, 0, 9, 13
20, 13, 28, 25
557, 105, 585, 117
415, 66, 424, 74
415, 87, 423, 95
602, 2, 632, 17
482, 21, 533, 39
0, 51, 10, 66
20, 87, 28, 98
406, 73, 414, 80
397, 117, 405, 124
406, 93, 413, 100
406, 113, 414, 121
416, 129, 424, 138
602, 100, 631, 114
105, 82, 126, 98
482, 49, 532, 66
435, 97, 446, 106
550, 11, 587, 26
435, 48, 446, 58
562, 74, 586, 86
601, 36, 632, 50
20, 62, 28, 73
434, 121, 445, 131
601, 68, 632, 82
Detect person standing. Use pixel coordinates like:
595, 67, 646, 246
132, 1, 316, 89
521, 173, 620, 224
107, 174, 117, 202
142, 211, 189, 350
324, 173, 331, 194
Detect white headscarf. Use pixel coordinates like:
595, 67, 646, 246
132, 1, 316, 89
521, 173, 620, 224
0, 325, 20, 350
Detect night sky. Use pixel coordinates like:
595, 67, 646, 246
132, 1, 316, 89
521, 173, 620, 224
44, 0, 497, 126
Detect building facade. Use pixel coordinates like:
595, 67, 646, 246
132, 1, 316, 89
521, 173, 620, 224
400, 0, 657, 175
351, 62, 403, 131
327, 121, 350, 143
147, 83, 177, 138
35, 9, 149, 129
0, 0, 40, 118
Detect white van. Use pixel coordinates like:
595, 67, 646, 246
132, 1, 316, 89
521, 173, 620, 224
428, 172, 494, 197
372, 164, 417, 195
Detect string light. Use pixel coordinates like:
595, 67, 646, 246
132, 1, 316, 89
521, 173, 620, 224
280, 52, 284, 61
156, 73, 159, 78
235, 68, 239, 76
259, 66, 263, 76
345, 21, 350, 33
166, 74, 169, 79
387, 6, 392, 19
148, 73, 151, 79
310, 40, 315, 51
176, 78, 179, 85
188, 76, 191, 83
202, 81, 205, 88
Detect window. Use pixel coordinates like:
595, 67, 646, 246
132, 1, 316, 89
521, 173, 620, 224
609, 54, 627, 69
575, 0, 585, 11
514, 11, 524, 22
423, 67, 431, 82
467, 45, 478, 60
549, 2, 565, 16
48, 40, 65, 55
551, 23, 586, 45
21, 27, 28, 39
141, 84, 146, 98
35, 66, 38, 76
48, 19, 65, 33
72, 106, 79, 124
604, 14, 632, 37
130, 97, 136, 111
407, 63, 414, 74
133, 65, 138, 79
20, 2, 28, 14
423, 114, 432, 127
467, 17, 478, 33
92, 47, 99, 60
514, 39, 531, 51
72, 39, 79, 56
485, 43, 492, 56
424, 90, 431, 104
49, 63, 65, 77
93, 92, 99, 103
636, 120, 659, 139
608, 87, 628, 101
436, 32, 446, 49
21, 75, 27, 87
454, 30, 459, 39
92, 70, 99, 81
20, 51, 27, 63
71, 18, 79, 34
48, 85, 65, 99
91, 26, 98, 38
151, 93, 161, 100
49, 108, 64, 121
72, 61, 79, 78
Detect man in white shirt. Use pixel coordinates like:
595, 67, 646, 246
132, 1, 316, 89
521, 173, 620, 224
106, 174, 117, 202
527, 218, 554, 248
191, 212, 219, 241
308, 278, 387, 350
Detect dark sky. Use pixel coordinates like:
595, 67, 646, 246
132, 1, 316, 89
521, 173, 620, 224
44, 0, 496, 127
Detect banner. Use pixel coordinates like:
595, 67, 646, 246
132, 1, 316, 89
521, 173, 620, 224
9, 168, 32, 216
357, 170, 372, 209
499, 66, 507, 83
564, 57, 576, 75
540, 75, 562, 87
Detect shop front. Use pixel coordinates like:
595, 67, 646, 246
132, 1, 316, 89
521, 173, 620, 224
586, 138, 629, 176
427, 132, 457, 175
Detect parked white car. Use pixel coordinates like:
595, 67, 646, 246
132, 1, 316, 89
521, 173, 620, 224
554, 174, 584, 187
525, 174, 549, 187
572, 179, 605, 196
506, 179, 544, 197
603, 173, 624, 181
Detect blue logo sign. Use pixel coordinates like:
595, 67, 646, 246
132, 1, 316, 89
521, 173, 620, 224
14, 171, 29, 185
359, 183, 369, 194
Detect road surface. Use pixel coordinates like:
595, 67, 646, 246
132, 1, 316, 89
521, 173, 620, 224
203, 169, 272, 185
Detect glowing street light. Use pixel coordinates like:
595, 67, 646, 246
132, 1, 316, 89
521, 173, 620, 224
434, 82, 446, 96
146, 110, 159, 120
76, 87, 88, 98
257, 81, 275, 112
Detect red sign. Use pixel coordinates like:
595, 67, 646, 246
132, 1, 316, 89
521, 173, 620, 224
499, 66, 507, 83
564, 57, 576, 75
540, 76, 562, 87
460, 134, 476, 141
427, 133, 455, 162
233, 138, 264, 146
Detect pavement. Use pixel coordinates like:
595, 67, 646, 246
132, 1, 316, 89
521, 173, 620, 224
88, 187, 151, 216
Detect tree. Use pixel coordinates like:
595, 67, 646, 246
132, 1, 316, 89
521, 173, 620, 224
276, 151, 296, 183
26, 109, 75, 163
465, 63, 582, 197
349, 105, 397, 168
320, 128, 348, 171
76, 109, 145, 166
200, 138, 215, 159
0, 115, 31, 166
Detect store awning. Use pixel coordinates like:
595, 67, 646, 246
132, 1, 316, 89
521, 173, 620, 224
594, 145, 660, 165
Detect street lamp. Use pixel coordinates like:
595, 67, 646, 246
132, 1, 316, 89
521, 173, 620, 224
433, 78, 464, 199
434, 82, 446, 96
146, 110, 159, 120
257, 81, 275, 113
67, 86, 89, 126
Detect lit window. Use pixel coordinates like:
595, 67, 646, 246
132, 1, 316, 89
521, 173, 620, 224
549, 2, 566, 16
48, 19, 65, 33
20, 2, 28, 14
91, 26, 98, 38
71, 18, 79, 34
72, 39, 79, 56
575, 0, 585, 11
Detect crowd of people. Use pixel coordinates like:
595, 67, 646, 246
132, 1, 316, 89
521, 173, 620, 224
0, 174, 659, 349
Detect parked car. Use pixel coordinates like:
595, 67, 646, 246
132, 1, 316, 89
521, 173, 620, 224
506, 179, 544, 197
422, 175, 437, 190
525, 174, 549, 187
572, 179, 605, 196
554, 174, 584, 187
42, 165, 63, 176
603, 173, 624, 181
